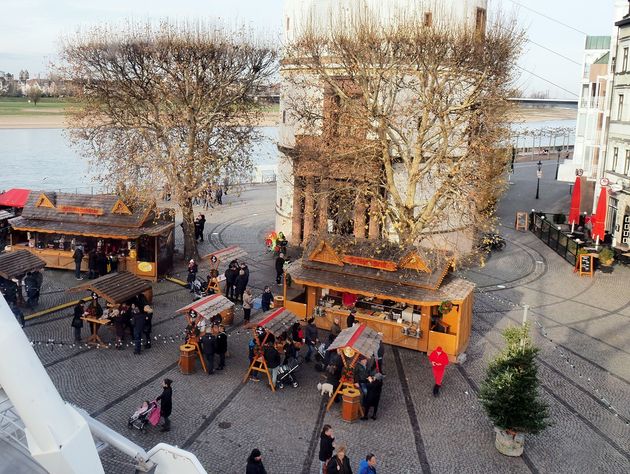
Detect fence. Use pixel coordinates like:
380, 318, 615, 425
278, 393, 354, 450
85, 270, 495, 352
530, 213, 583, 266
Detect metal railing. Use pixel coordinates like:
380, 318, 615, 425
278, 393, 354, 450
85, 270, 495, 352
530, 213, 583, 266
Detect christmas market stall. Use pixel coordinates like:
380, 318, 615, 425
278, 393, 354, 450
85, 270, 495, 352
176, 294, 235, 374
326, 323, 382, 414
7, 192, 175, 281
0, 249, 46, 306
284, 235, 475, 362
68, 271, 153, 305
243, 308, 299, 392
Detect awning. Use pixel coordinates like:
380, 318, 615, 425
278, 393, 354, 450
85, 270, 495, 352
68, 271, 152, 304
569, 176, 581, 225
0, 189, 30, 208
177, 293, 234, 319
9, 216, 174, 240
592, 187, 608, 242
0, 250, 46, 279
250, 308, 299, 337
327, 323, 382, 359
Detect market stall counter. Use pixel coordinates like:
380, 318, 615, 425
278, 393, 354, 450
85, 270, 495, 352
283, 235, 475, 362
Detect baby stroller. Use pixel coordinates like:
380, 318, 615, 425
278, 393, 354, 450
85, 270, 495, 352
191, 278, 209, 301
314, 342, 330, 372
277, 357, 301, 389
127, 400, 160, 432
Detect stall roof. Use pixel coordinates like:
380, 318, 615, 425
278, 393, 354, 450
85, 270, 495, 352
287, 260, 475, 304
0, 189, 30, 208
177, 293, 234, 319
68, 271, 152, 304
327, 324, 382, 359
203, 245, 248, 266
250, 308, 299, 337
9, 217, 174, 239
0, 210, 14, 221
0, 250, 46, 279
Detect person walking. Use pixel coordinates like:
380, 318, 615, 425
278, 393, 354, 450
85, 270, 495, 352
318, 424, 335, 474
429, 346, 449, 396
71, 301, 85, 342
261, 286, 273, 312
216, 325, 228, 370
361, 373, 383, 420
198, 214, 206, 242
305, 318, 319, 363
156, 379, 173, 432
72, 245, 84, 280
235, 269, 248, 303
242, 288, 254, 324
275, 253, 285, 284
187, 259, 198, 290
201, 328, 217, 375
245, 448, 266, 474
215, 186, 223, 205
143, 305, 153, 349
326, 445, 352, 474
358, 454, 377, 474
131, 305, 145, 355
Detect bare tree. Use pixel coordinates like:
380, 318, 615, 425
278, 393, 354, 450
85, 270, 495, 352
26, 84, 42, 105
284, 11, 523, 252
58, 21, 277, 259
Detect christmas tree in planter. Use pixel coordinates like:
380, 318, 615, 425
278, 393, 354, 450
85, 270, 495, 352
478, 324, 550, 456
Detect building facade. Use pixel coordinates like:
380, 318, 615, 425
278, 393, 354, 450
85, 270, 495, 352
276, 0, 489, 250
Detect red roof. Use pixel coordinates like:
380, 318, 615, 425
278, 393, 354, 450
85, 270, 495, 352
0, 189, 30, 208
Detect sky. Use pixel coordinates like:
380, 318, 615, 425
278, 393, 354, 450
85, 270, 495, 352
0, 0, 618, 99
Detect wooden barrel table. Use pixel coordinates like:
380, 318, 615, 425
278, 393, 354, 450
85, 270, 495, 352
179, 344, 197, 374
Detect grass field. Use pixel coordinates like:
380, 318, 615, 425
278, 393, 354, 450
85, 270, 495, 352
0, 97, 74, 116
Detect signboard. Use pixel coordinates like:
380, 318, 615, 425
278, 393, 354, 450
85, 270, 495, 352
537, 170, 543, 179
342, 255, 397, 272
578, 254, 594, 278
600, 177, 610, 187
515, 211, 529, 231
57, 205, 104, 216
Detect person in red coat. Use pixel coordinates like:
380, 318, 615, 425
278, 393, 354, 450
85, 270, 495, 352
429, 346, 449, 397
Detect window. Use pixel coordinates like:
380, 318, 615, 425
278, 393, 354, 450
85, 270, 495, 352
623, 48, 629, 72
618, 94, 625, 120
475, 8, 487, 37
625, 150, 630, 175
612, 147, 619, 170
424, 12, 433, 27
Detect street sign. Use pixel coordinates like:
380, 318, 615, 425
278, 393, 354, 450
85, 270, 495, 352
576, 169, 584, 176
600, 177, 610, 186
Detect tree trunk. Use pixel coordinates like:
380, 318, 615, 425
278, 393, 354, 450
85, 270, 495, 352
180, 196, 199, 262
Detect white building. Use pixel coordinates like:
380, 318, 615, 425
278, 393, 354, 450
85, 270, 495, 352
277, 0, 489, 249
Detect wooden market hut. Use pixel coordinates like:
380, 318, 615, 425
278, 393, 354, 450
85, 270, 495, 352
7, 192, 175, 281
243, 308, 299, 392
325, 323, 382, 410
177, 293, 236, 327
283, 235, 475, 362
68, 271, 153, 305
0, 250, 46, 305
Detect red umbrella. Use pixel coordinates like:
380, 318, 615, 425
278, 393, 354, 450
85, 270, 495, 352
592, 187, 608, 242
568, 177, 581, 225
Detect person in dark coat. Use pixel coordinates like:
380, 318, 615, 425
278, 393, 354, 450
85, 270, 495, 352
24, 271, 41, 308
111, 308, 125, 349
215, 187, 223, 205
131, 305, 145, 355
304, 318, 319, 362
156, 378, 173, 432
215, 325, 228, 370
224, 264, 238, 300
201, 329, 217, 374
9, 301, 25, 328
187, 259, 198, 290
261, 286, 273, 312
319, 424, 335, 474
361, 373, 383, 420
97, 251, 108, 277
72, 246, 84, 280
326, 446, 352, 474
275, 253, 285, 284
246, 448, 266, 474
235, 270, 248, 303
198, 214, 206, 242
88, 250, 98, 279
346, 308, 356, 329
263, 341, 281, 388
71, 301, 85, 342
143, 305, 153, 349
239, 262, 250, 283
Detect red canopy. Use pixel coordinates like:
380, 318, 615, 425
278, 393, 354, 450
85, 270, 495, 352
0, 188, 30, 208
592, 187, 608, 242
568, 177, 581, 225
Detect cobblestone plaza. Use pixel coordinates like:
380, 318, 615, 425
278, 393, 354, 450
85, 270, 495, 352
6, 160, 630, 473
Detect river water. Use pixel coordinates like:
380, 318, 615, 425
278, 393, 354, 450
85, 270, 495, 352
0, 127, 278, 192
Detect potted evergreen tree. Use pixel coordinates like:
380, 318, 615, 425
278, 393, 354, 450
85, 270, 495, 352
479, 325, 550, 456
598, 247, 615, 274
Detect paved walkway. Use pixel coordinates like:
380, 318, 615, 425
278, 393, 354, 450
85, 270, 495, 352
8, 176, 630, 474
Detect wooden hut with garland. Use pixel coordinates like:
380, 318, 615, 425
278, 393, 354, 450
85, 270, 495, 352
283, 235, 475, 362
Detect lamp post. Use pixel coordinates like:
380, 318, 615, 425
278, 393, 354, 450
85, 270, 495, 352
554, 132, 560, 180
535, 160, 542, 200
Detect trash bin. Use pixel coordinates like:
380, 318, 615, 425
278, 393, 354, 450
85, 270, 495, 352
220, 307, 234, 326
341, 387, 362, 423
179, 344, 196, 374
273, 296, 284, 309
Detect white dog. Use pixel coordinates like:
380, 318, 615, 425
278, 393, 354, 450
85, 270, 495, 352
317, 382, 334, 397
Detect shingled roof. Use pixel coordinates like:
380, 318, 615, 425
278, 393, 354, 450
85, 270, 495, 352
250, 308, 299, 337
177, 294, 234, 319
0, 250, 46, 279
9, 217, 174, 239
68, 271, 152, 304
327, 324, 382, 359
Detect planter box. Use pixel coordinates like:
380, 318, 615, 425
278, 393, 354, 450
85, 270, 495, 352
494, 428, 524, 457
600, 264, 614, 274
